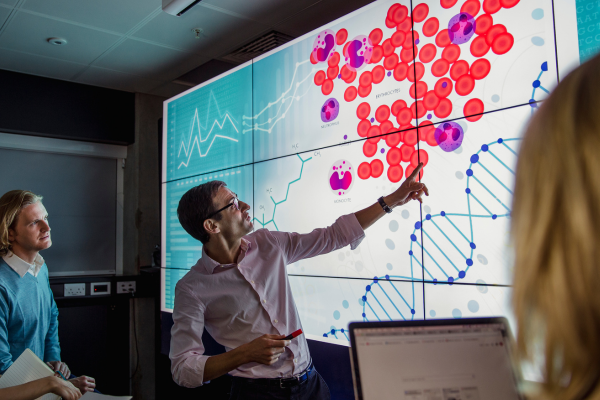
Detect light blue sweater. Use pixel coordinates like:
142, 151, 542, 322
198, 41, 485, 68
0, 258, 61, 373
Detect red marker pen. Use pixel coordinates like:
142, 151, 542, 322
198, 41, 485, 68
283, 329, 303, 341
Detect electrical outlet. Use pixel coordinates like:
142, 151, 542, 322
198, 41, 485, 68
64, 283, 85, 297
117, 281, 136, 294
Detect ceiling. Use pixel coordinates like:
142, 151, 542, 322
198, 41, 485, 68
0, 0, 374, 98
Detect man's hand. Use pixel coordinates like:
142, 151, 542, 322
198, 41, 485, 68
47, 361, 70, 379
68, 376, 96, 394
242, 334, 291, 365
46, 376, 82, 400
387, 163, 429, 207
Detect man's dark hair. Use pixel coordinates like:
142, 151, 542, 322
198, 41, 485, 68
177, 181, 226, 244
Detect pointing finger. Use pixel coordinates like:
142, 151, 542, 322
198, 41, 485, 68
408, 163, 423, 181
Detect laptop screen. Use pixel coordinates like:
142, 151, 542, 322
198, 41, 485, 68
352, 322, 521, 400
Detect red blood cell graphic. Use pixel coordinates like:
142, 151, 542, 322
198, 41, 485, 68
441, 0, 459, 8
336, 29, 348, 45
419, 121, 438, 146
344, 86, 358, 102
327, 66, 339, 80
434, 77, 453, 98
436, 29, 451, 47
455, 74, 475, 96
419, 44, 437, 63
405, 164, 424, 181
314, 70, 326, 85
500, 0, 519, 8
393, 5, 409, 24
380, 120, 394, 134
359, 71, 373, 87
464, 98, 484, 121
367, 125, 382, 143
340, 65, 352, 81
310, 53, 318, 64
385, 17, 396, 29
410, 81, 428, 99
358, 84, 372, 98
442, 44, 461, 63
384, 54, 400, 70
483, 0, 501, 14
322, 79, 334, 95
411, 149, 429, 167
345, 69, 357, 84
357, 102, 371, 119
387, 3, 400, 20
370, 159, 384, 178
391, 99, 407, 116
376, 105, 391, 122
386, 132, 402, 147
328, 52, 340, 67
382, 39, 395, 57
371, 46, 384, 64
411, 101, 427, 119
435, 98, 453, 118
450, 60, 470, 81
391, 31, 406, 47
400, 47, 415, 64
471, 58, 491, 79
400, 144, 415, 161
397, 18, 412, 33
486, 24, 507, 46
343, 42, 350, 57
432, 59, 450, 77
403, 31, 419, 49
363, 141, 378, 157
387, 165, 404, 183
470, 36, 490, 57
387, 147, 402, 165
357, 119, 371, 137
423, 91, 440, 110
397, 107, 413, 125
492, 32, 514, 54
394, 62, 409, 81
372, 65, 385, 84
475, 14, 493, 35
407, 62, 425, 82
358, 162, 371, 179
422, 17, 440, 37
461, 0, 481, 17
412, 3, 429, 23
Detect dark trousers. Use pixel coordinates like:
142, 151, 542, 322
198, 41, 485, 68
229, 368, 331, 400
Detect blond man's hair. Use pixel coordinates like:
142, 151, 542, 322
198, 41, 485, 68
512, 53, 600, 400
0, 190, 44, 257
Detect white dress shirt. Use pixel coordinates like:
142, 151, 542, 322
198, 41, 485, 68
2, 251, 44, 278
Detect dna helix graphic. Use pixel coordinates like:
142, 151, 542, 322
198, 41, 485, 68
324, 137, 521, 338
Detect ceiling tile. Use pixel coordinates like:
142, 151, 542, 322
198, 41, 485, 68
132, 5, 268, 56
147, 81, 189, 99
0, 11, 120, 64
200, 0, 321, 25
74, 66, 163, 93
0, 1, 17, 8
0, 6, 11, 25
0, 47, 86, 80
94, 39, 208, 82
21, 0, 161, 34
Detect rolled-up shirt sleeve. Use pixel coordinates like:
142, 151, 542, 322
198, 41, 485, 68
169, 284, 210, 388
271, 213, 365, 265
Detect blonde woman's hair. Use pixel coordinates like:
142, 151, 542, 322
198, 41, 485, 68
512, 53, 600, 400
0, 190, 44, 257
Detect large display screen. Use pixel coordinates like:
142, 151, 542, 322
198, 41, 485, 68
162, 0, 588, 344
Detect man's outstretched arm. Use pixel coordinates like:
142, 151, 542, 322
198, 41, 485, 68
354, 163, 428, 230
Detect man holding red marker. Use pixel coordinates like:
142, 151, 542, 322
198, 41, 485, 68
170, 164, 428, 399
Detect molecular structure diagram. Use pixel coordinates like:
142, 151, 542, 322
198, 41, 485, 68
311, 0, 520, 184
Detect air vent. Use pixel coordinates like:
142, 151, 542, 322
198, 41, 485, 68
221, 31, 295, 64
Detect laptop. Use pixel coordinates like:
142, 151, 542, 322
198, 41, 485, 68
349, 317, 523, 400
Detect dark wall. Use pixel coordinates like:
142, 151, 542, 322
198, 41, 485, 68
0, 69, 135, 145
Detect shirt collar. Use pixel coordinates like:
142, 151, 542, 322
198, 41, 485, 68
201, 237, 251, 274
2, 251, 44, 278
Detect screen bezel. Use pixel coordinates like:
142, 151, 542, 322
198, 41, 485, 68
349, 317, 523, 400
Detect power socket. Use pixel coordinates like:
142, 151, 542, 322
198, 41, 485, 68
64, 283, 85, 297
117, 281, 136, 294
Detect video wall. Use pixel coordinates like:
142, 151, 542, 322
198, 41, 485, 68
162, 0, 589, 344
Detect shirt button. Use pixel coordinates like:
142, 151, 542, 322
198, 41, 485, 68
262, 299, 266, 304
251, 280, 255, 284
294, 359, 297, 363
274, 319, 278, 323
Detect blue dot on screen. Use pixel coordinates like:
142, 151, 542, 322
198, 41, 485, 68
385, 275, 390, 280
366, 285, 371, 291
465, 188, 471, 194
430, 310, 437, 317
380, 148, 385, 154
426, 214, 431, 220
333, 310, 341, 320
459, 270, 466, 278
529, 99, 538, 108
466, 259, 473, 266
362, 295, 367, 302
542, 61, 548, 71
341, 328, 345, 333
481, 144, 489, 152
433, 279, 438, 284
411, 309, 416, 315
409, 250, 413, 256
441, 211, 446, 216
370, 117, 375, 123
448, 277, 454, 284
466, 168, 473, 176
331, 329, 336, 334
532, 80, 541, 88
452, 309, 463, 319
323, 334, 328, 337
470, 242, 476, 249
468, 300, 480, 313
411, 234, 417, 241
362, 313, 366, 317
497, 138, 503, 143
492, 214, 497, 220
373, 277, 378, 283
387, 71, 391, 77
415, 221, 422, 229
342, 300, 349, 309
470, 154, 479, 163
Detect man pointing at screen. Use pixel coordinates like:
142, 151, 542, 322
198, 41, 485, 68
170, 163, 428, 399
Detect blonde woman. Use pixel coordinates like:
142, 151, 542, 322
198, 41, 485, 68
512, 52, 600, 400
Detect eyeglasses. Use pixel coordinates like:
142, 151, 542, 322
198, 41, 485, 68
205, 196, 239, 220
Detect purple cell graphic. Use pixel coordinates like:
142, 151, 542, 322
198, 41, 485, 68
312, 29, 336, 63
329, 159, 354, 196
448, 13, 476, 45
344, 35, 373, 72
321, 98, 340, 123
434, 121, 464, 152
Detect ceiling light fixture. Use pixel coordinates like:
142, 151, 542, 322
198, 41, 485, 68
191, 28, 205, 39
47, 37, 67, 46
